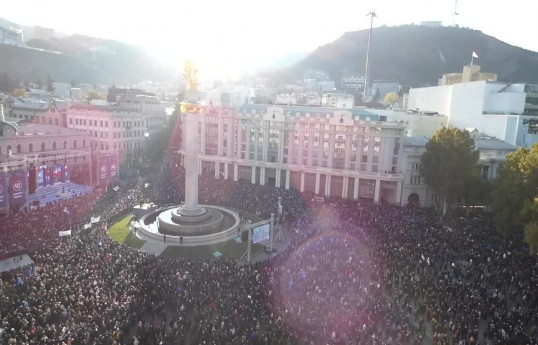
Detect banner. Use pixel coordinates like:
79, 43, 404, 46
59, 230, 72, 237
8, 170, 27, 212
64, 165, 70, 182
99, 156, 109, 181
54, 164, 63, 183
91, 216, 101, 224
83, 223, 91, 229
37, 165, 46, 188
110, 155, 118, 178
0, 172, 7, 208
44, 167, 51, 186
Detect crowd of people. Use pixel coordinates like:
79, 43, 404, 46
0, 162, 537, 345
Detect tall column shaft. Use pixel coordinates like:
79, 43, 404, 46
182, 113, 202, 214
374, 179, 381, 203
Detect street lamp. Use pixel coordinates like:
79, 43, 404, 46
143, 128, 150, 164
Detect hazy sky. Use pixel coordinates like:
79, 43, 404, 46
2, 0, 534, 78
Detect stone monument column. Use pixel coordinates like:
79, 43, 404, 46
179, 111, 204, 216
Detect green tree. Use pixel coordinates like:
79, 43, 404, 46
463, 175, 492, 206
421, 127, 479, 214
490, 144, 538, 233
524, 222, 538, 255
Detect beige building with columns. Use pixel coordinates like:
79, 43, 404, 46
180, 104, 406, 204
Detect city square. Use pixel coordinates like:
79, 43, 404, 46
1, 4, 538, 345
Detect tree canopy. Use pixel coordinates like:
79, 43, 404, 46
12, 88, 27, 98
384, 92, 399, 104
490, 144, 538, 234
421, 127, 479, 212
87, 90, 106, 101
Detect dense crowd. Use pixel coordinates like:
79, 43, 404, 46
0, 162, 537, 345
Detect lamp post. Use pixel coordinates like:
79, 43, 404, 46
144, 129, 150, 164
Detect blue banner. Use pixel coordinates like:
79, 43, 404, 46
9, 170, 27, 212
0, 172, 7, 208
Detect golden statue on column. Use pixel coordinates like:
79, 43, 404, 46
183, 60, 198, 91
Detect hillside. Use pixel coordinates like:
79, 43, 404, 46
292, 25, 538, 86
0, 34, 170, 86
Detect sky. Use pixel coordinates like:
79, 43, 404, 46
1, 0, 535, 79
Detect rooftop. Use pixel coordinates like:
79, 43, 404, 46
14, 122, 85, 137
239, 104, 386, 121
403, 134, 517, 151
69, 104, 139, 113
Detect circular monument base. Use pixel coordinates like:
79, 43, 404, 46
138, 205, 240, 244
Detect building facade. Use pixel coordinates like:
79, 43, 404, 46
401, 132, 517, 207
408, 79, 538, 147
440, 65, 497, 86
180, 104, 406, 204
0, 120, 92, 214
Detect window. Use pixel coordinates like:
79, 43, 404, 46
411, 176, 421, 185
63, 141, 67, 149
70, 118, 73, 125
29, 143, 33, 152
74, 140, 77, 148
41, 143, 45, 151
16, 144, 21, 153
373, 156, 379, 164
362, 155, 368, 163
52, 142, 56, 150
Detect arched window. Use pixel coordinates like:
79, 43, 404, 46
16, 144, 21, 153
52, 142, 56, 150
48, 118, 52, 125
73, 140, 77, 148
41, 143, 45, 151
63, 141, 67, 149
29, 143, 33, 152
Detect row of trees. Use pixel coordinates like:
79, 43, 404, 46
0, 73, 56, 94
421, 127, 538, 254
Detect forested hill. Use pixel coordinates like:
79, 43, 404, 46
0, 34, 169, 86
291, 25, 538, 86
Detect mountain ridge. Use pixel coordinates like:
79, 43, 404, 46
291, 25, 538, 86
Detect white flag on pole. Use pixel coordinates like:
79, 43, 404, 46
472, 51, 478, 58
91, 216, 101, 224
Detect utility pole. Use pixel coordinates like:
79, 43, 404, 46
363, 11, 377, 101
452, 0, 459, 27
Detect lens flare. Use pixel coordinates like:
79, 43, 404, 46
272, 230, 381, 343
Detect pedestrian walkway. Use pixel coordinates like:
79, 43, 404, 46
139, 239, 167, 255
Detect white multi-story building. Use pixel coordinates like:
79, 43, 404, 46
408, 74, 538, 147
180, 104, 406, 204
321, 93, 355, 109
